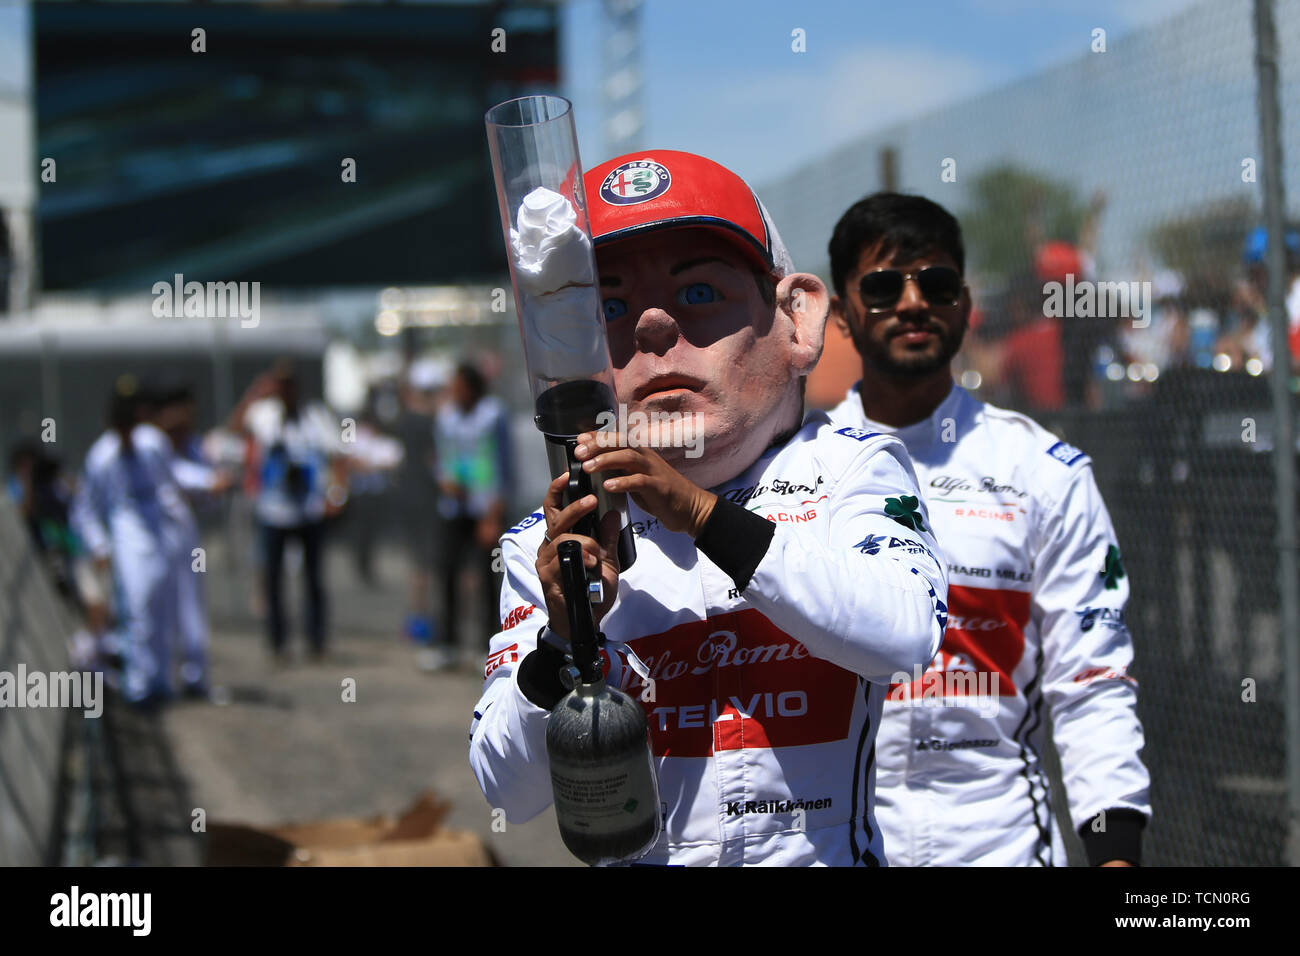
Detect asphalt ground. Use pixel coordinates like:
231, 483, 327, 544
159, 522, 579, 867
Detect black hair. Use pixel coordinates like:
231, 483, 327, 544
138, 374, 194, 409
455, 362, 488, 402
109, 391, 138, 429
161, 383, 196, 406
108, 379, 141, 453
828, 193, 966, 297
8, 438, 41, 473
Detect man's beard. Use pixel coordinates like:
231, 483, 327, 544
851, 316, 966, 379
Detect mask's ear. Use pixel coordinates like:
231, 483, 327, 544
776, 272, 830, 375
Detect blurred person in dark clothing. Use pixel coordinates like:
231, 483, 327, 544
1218, 274, 1268, 368
7, 440, 79, 600
1218, 227, 1300, 372
1178, 277, 1229, 370
227, 363, 346, 663
432, 361, 514, 670
1035, 240, 1113, 410
160, 384, 211, 470
1050, 196, 1112, 408
345, 387, 402, 588
1118, 273, 1191, 381
394, 360, 445, 653
0, 214, 10, 312
13, 439, 116, 669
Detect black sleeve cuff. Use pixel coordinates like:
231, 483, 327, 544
694, 496, 776, 593
516, 628, 569, 711
1078, 809, 1146, 866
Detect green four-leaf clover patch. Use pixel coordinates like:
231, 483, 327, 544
1100, 544, 1125, 590
885, 495, 926, 533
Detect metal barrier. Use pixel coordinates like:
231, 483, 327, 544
0, 494, 77, 865
1038, 372, 1291, 865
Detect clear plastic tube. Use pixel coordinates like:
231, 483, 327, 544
485, 95, 616, 404
485, 95, 635, 574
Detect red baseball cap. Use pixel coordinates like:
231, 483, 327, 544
1034, 240, 1082, 282
583, 149, 793, 278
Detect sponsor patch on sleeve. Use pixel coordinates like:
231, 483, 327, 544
505, 511, 544, 535
1046, 440, 1086, 466
834, 426, 881, 442
484, 644, 520, 679
501, 603, 537, 630
853, 533, 935, 560
1071, 665, 1136, 685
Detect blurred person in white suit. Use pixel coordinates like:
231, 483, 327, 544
71, 379, 176, 708
133, 383, 233, 698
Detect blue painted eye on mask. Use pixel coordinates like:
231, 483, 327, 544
603, 297, 628, 321
678, 282, 722, 305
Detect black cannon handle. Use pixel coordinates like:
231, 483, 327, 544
557, 539, 603, 685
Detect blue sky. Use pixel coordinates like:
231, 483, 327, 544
1, 0, 1206, 184
0, 2, 28, 96
562, 0, 1206, 184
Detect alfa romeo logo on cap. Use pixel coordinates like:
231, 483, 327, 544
599, 160, 671, 206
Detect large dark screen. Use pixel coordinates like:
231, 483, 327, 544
35, 2, 559, 290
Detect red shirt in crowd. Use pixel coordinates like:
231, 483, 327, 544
1001, 317, 1065, 411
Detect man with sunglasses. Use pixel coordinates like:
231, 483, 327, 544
470, 154, 948, 865
825, 193, 1150, 866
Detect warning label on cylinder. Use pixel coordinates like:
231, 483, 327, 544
551, 761, 653, 835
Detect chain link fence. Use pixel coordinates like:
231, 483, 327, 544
765, 0, 1298, 865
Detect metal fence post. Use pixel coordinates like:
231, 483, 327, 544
1253, 0, 1300, 867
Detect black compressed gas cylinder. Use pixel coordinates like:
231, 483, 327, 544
545, 678, 662, 865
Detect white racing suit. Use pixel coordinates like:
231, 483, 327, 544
71, 431, 176, 703
828, 384, 1151, 866
469, 412, 948, 865
133, 423, 220, 692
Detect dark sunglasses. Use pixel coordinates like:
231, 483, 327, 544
857, 266, 963, 311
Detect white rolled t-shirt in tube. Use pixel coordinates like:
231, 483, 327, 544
510, 187, 607, 383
